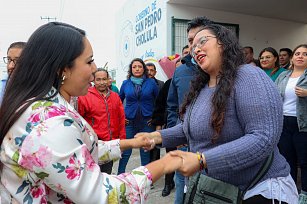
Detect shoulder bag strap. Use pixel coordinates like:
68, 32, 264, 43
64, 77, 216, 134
185, 99, 274, 197
242, 151, 274, 196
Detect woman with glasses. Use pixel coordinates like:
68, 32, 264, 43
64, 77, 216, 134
259, 47, 286, 81
0, 22, 183, 203
275, 44, 307, 204
136, 24, 298, 203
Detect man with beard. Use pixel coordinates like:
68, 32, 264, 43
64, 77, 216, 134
146, 62, 164, 91
78, 68, 126, 173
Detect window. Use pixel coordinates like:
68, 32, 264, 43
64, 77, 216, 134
171, 17, 239, 55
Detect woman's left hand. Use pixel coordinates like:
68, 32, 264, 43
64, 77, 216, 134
119, 136, 154, 152
132, 136, 154, 150
169, 150, 203, 176
135, 132, 162, 150
295, 86, 307, 97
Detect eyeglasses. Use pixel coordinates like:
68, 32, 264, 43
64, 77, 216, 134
259, 55, 274, 61
191, 36, 216, 57
3, 57, 18, 65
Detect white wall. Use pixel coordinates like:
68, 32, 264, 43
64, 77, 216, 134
166, 4, 307, 57
116, 0, 168, 88
0, 63, 6, 80
116, 2, 307, 87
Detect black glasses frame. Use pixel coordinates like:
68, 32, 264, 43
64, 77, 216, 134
3, 57, 18, 65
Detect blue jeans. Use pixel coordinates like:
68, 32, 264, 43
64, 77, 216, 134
117, 118, 155, 174
175, 146, 187, 204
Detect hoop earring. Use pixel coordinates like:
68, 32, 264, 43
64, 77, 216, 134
61, 75, 66, 85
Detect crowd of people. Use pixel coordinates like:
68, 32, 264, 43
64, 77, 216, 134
0, 16, 306, 204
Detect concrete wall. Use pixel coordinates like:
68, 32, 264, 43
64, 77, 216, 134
166, 3, 307, 57
116, 1, 307, 87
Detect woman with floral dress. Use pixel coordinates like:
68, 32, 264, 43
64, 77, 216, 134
0, 22, 182, 203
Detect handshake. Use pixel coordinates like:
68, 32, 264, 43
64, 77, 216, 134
130, 132, 205, 180
134, 132, 161, 152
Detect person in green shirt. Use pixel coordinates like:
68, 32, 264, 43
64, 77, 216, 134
259, 47, 286, 81
108, 77, 119, 94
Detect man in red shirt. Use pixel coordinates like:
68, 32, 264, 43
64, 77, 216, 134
78, 68, 126, 173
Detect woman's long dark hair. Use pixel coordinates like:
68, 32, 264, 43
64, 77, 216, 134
180, 24, 245, 143
0, 22, 86, 144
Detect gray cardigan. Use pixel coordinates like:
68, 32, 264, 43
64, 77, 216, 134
160, 65, 290, 191
275, 69, 307, 132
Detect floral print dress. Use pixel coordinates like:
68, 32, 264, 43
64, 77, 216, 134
0, 89, 152, 204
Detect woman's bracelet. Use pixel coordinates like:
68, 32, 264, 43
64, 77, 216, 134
196, 152, 205, 171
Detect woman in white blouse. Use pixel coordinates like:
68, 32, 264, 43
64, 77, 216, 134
276, 44, 307, 203
0, 22, 182, 203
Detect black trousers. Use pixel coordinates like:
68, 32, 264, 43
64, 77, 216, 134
150, 147, 160, 162
278, 116, 307, 191
99, 161, 113, 174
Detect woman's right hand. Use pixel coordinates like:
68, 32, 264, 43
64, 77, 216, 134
169, 150, 203, 177
125, 119, 129, 125
295, 86, 307, 97
160, 152, 184, 175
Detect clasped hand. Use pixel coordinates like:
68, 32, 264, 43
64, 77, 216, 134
134, 132, 204, 176
154, 150, 203, 176
131, 134, 155, 150
134, 132, 161, 151
169, 150, 203, 176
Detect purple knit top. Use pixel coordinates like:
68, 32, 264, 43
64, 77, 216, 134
160, 64, 290, 190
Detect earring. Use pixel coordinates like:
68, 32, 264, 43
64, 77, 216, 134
61, 75, 66, 85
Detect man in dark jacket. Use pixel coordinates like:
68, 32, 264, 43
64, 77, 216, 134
166, 16, 213, 203
146, 62, 164, 178
151, 48, 188, 197
146, 62, 164, 91
279, 48, 293, 69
